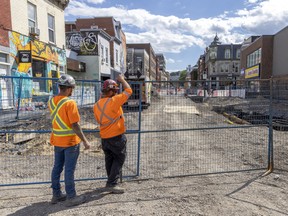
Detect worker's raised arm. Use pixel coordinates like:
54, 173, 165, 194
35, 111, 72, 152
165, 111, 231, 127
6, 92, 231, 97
117, 74, 131, 90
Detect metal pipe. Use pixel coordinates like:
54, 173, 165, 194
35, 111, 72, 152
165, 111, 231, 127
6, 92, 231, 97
136, 82, 142, 177
15, 76, 23, 120
264, 78, 274, 176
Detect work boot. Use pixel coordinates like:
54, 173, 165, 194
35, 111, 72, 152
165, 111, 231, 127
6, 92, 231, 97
105, 185, 125, 194
65, 195, 87, 207
51, 193, 66, 204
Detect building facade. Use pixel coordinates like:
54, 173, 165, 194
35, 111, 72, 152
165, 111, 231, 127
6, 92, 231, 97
205, 35, 241, 90
0, 0, 68, 109
240, 35, 274, 80
65, 27, 112, 80
156, 53, 166, 82
127, 43, 157, 81
66, 17, 126, 80
126, 48, 149, 79
272, 26, 288, 79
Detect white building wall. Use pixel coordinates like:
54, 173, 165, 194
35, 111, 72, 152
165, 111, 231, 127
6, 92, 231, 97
113, 42, 121, 72
66, 49, 78, 60
10, 0, 65, 49
77, 56, 99, 80
98, 35, 111, 77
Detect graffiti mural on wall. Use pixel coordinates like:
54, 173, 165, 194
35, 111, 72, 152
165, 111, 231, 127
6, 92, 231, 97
9, 31, 66, 75
66, 31, 98, 55
9, 31, 67, 109
32, 40, 66, 91
9, 31, 32, 73
32, 40, 66, 66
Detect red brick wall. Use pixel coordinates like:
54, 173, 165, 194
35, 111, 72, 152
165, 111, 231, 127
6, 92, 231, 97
65, 23, 76, 32
67, 58, 80, 72
0, 0, 12, 47
75, 17, 115, 36
240, 36, 274, 79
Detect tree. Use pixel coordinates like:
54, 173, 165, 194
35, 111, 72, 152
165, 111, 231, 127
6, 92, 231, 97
179, 70, 187, 82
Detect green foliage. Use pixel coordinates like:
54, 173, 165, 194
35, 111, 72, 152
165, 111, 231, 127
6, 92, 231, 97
170, 71, 179, 76
179, 70, 187, 81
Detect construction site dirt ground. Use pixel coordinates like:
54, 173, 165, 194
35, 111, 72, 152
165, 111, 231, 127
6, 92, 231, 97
0, 171, 288, 216
0, 94, 288, 215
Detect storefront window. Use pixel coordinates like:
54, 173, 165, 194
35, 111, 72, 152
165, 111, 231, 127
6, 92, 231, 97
32, 60, 46, 92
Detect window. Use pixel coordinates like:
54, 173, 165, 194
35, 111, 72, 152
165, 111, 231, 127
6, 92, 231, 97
0, 53, 8, 63
247, 48, 261, 68
48, 14, 55, 43
224, 49, 231, 59
115, 49, 119, 65
28, 2, 37, 29
225, 64, 229, 72
105, 47, 108, 63
236, 49, 241, 59
220, 65, 224, 72
101, 45, 104, 58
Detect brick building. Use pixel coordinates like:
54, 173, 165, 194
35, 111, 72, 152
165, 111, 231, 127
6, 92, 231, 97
240, 35, 274, 80
0, 0, 68, 109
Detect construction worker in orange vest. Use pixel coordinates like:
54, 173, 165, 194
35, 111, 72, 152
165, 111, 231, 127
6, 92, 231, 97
93, 74, 132, 194
48, 74, 91, 207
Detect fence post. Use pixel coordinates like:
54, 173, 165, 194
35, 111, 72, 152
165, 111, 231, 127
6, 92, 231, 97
263, 78, 274, 176
15, 76, 23, 120
136, 81, 142, 177
81, 80, 84, 106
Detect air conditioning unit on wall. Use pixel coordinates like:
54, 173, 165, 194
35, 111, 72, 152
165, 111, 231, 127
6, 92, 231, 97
29, 27, 40, 36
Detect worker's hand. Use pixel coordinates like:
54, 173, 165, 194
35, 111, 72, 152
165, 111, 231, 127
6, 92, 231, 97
117, 74, 125, 82
83, 141, 91, 150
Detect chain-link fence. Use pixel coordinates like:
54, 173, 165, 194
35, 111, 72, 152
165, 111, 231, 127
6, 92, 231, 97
0, 76, 287, 186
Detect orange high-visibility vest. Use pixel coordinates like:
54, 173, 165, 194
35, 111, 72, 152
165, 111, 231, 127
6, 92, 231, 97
48, 96, 81, 147
94, 88, 132, 139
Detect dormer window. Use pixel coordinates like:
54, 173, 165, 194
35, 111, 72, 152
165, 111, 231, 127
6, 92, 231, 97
224, 49, 231, 59
236, 49, 241, 59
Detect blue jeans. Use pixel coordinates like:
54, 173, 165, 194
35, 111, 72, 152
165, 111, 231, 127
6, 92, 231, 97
51, 144, 80, 199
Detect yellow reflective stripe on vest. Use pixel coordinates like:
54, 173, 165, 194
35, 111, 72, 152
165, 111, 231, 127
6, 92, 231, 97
49, 98, 56, 110
96, 98, 122, 127
49, 97, 75, 136
52, 129, 76, 136
55, 115, 70, 130
50, 98, 70, 121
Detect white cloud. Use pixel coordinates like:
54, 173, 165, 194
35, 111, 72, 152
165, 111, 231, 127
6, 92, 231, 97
166, 58, 176, 64
65, 0, 288, 62
86, 0, 105, 4
246, 0, 260, 4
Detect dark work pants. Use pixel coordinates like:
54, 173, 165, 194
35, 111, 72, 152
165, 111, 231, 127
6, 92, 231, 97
101, 134, 127, 186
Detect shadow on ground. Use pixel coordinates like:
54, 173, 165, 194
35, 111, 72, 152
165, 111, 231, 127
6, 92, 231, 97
7, 188, 109, 216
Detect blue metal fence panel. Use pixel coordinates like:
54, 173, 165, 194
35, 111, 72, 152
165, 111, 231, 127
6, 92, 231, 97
0, 76, 287, 186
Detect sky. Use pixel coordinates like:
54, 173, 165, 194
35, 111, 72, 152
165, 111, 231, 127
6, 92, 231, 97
64, 0, 288, 72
